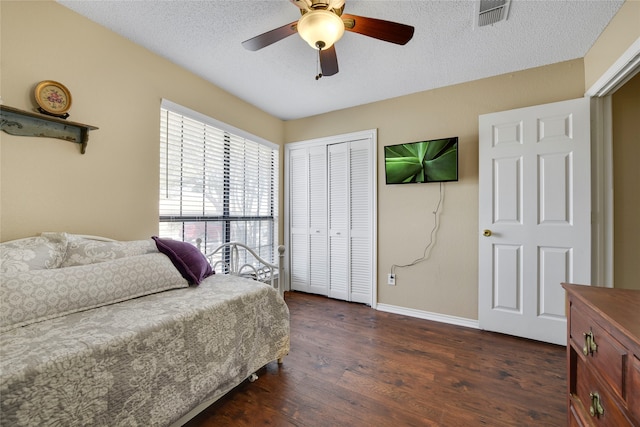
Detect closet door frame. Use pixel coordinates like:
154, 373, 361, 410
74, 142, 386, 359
284, 129, 378, 307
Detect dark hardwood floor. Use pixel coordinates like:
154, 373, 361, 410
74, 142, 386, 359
185, 291, 566, 426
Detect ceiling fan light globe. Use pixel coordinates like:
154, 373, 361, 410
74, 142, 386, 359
297, 10, 345, 50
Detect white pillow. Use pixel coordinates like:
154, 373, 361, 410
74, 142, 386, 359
60, 235, 157, 267
0, 232, 68, 274
0, 253, 188, 332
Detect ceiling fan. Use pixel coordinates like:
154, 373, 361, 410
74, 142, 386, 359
241, 0, 415, 78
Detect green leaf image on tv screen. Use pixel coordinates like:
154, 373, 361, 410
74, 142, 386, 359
384, 137, 458, 184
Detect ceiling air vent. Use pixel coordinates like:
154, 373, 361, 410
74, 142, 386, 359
478, 0, 511, 27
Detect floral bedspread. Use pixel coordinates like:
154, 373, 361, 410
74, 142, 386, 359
0, 274, 290, 426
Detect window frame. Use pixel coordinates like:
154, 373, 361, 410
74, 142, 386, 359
159, 99, 279, 263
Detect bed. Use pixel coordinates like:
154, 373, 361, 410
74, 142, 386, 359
0, 233, 290, 426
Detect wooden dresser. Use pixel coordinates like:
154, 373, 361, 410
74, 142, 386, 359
562, 283, 640, 426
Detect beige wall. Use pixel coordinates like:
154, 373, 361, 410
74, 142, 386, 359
0, 1, 284, 242
612, 73, 640, 290
284, 60, 586, 319
583, 0, 640, 92
2, 1, 637, 320
283, 0, 640, 321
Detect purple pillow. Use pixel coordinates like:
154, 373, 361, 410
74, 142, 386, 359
152, 236, 214, 285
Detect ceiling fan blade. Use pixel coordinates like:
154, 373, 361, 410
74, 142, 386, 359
241, 21, 298, 51
320, 45, 339, 76
342, 14, 414, 45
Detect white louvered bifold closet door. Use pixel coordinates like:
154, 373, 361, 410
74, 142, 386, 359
288, 148, 310, 293
308, 146, 328, 295
328, 140, 372, 303
288, 146, 328, 295
286, 131, 375, 305
328, 143, 349, 301
348, 139, 372, 304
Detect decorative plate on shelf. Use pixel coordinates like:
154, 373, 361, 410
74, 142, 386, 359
34, 80, 72, 116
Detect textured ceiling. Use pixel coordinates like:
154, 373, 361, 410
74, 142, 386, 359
57, 0, 624, 120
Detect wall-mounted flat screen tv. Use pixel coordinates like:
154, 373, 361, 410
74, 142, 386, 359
384, 137, 458, 184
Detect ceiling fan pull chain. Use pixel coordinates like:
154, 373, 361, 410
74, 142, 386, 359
315, 43, 323, 80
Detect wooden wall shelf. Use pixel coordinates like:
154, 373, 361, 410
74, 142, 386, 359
0, 105, 98, 154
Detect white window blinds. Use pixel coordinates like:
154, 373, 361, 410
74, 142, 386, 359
159, 100, 278, 263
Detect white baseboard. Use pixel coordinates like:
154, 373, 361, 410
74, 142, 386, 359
376, 303, 480, 329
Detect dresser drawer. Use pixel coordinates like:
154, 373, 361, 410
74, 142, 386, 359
563, 284, 640, 427
570, 302, 627, 399
575, 356, 634, 426
630, 356, 640, 424
569, 401, 588, 427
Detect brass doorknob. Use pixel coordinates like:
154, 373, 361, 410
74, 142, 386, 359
483, 229, 492, 237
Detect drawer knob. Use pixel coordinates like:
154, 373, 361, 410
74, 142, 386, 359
582, 330, 598, 356
589, 392, 604, 418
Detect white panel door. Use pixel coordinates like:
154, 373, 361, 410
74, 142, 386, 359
478, 97, 591, 345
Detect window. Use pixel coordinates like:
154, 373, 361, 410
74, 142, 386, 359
159, 100, 278, 265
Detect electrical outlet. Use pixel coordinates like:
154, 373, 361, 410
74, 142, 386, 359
388, 274, 396, 286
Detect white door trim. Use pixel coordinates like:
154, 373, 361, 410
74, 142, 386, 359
585, 37, 640, 97
587, 36, 640, 287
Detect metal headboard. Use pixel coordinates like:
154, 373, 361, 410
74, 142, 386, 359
201, 241, 285, 294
